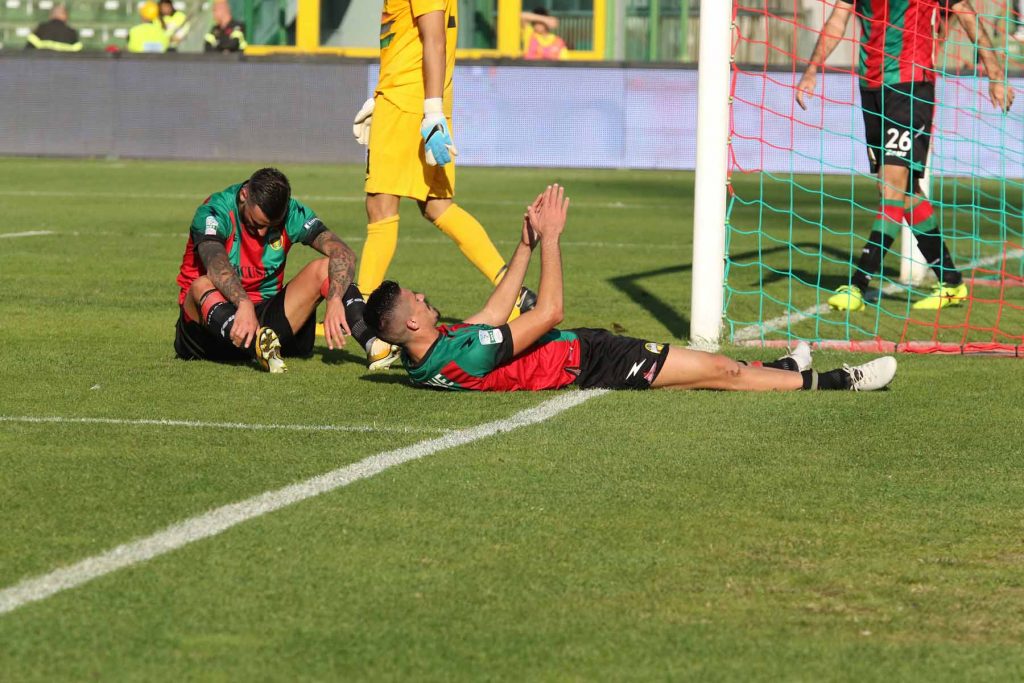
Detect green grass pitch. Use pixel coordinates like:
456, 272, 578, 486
1, 157, 1023, 680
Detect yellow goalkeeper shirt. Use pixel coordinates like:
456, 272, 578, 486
376, 0, 456, 114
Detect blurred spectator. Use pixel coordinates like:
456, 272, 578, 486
204, 0, 247, 53
25, 3, 82, 52
159, 0, 191, 50
128, 1, 170, 53
521, 7, 566, 60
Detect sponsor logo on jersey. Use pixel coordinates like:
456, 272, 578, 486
644, 342, 665, 354
478, 328, 504, 345
425, 374, 458, 389
269, 238, 283, 251
205, 215, 218, 235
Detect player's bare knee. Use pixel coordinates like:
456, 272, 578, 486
188, 276, 214, 301
366, 193, 399, 223
311, 256, 330, 281
712, 354, 742, 378
880, 170, 908, 201
421, 198, 452, 222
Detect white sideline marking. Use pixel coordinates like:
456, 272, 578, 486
0, 230, 53, 239
0, 390, 606, 616
733, 249, 1024, 341
0, 415, 447, 435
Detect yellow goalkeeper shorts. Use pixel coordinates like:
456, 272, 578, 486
365, 94, 455, 202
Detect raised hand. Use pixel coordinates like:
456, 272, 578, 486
526, 184, 569, 242
521, 191, 545, 248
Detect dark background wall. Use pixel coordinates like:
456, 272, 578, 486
1, 53, 370, 163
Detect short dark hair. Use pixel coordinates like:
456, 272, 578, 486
246, 167, 291, 223
532, 6, 549, 15
365, 280, 403, 343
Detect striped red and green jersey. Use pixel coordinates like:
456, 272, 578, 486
176, 182, 326, 305
851, 0, 952, 87
403, 323, 582, 391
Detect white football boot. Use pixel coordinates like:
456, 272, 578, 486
844, 356, 897, 391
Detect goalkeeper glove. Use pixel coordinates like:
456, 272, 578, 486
420, 98, 457, 167
352, 97, 374, 146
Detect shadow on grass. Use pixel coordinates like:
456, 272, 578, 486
608, 243, 850, 338
317, 348, 363, 366
358, 373, 414, 386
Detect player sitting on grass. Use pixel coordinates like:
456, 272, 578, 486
349, 185, 897, 392
175, 168, 356, 373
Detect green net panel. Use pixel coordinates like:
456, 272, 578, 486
726, 0, 1024, 354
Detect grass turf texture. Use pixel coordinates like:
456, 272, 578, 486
1, 157, 1023, 680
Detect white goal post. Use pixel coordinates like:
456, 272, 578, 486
688, 0, 733, 350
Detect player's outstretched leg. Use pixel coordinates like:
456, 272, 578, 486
744, 341, 812, 373
651, 346, 895, 391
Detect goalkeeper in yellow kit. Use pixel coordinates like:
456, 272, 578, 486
351, 0, 534, 370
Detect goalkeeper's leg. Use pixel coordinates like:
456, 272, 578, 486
422, 198, 506, 285
423, 198, 536, 321
352, 194, 404, 371
360, 194, 402, 297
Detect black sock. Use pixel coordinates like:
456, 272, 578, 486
342, 284, 376, 351
741, 358, 798, 372
800, 368, 851, 390
913, 232, 962, 286
765, 357, 798, 372
201, 291, 238, 343
852, 231, 895, 290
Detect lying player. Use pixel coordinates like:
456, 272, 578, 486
350, 185, 897, 392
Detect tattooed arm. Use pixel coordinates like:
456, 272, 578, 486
311, 230, 356, 300
197, 240, 258, 348
311, 230, 356, 350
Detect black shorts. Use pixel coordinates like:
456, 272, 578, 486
571, 328, 670, 390
174, 285, 316, 361
860, 81, 935, 193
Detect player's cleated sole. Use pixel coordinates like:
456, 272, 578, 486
844, 356, 897, 391
911, 283, 968, 310
255, 326, 287, 374
367, 337, 401, 372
